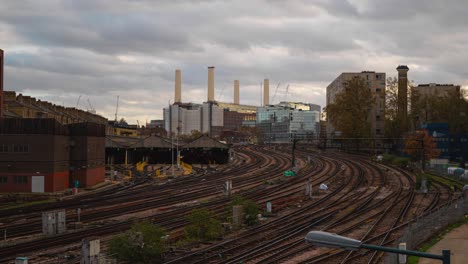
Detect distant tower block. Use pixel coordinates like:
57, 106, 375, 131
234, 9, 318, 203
234, 80, 240, 104
175, 69, 182, 103
208, 66, 215, 102
397, 65, 409, 132
263, 79, 270, 106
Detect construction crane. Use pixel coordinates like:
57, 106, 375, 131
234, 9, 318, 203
217, 86, 226, 102
271, 82, 281, 104
115, 95, 119, 122
87, 98, 96, 113
75, 95, 82, 108
283, 84, 290, 102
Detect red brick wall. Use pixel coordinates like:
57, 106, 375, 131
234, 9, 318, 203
73, 166, 105, 187
0, 173, 31, 192
0, 171, 69, 193
48, 171, 69, 192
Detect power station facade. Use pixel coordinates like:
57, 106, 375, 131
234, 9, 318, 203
163, 67, 321, 141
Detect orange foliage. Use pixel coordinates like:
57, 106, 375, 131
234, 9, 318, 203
404, 130, 440, 160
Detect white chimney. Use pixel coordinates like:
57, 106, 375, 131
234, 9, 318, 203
208, 66, 215, 102
175, 69, 181, 103
234, 80, 239, 104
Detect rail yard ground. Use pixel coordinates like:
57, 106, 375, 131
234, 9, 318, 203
0, 145, 464, 263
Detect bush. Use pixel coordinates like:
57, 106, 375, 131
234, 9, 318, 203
382, 154, 396, 163
185, 208, 222, 241
229, 195, 259, 226
392, 157, 410, 168
108, 221, 166, 264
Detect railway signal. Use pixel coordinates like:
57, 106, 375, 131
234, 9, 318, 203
223, 179, 232, 197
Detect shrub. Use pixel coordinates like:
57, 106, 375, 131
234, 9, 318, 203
185, 208, 222, 241
108, 221, 166, 264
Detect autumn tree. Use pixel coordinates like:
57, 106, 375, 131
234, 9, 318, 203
404, 130, 440, 170
325, 76, 373, 148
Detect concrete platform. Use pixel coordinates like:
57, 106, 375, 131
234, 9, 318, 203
419, 223, 468, 264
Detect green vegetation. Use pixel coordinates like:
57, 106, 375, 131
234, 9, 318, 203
185, 208, 222, 241
0, 198, 55, 210
325, 76, 373, 147
415, 173, 431, 190
381, 154, 410, 169
407, 218, 468, 264
108, 221, 167, 264
425, 173, 464, 191
230, 195, 260, 226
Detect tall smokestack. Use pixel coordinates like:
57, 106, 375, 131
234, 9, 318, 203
396, 65, 409, 133
263, 79, 269, 106
0, 49, 3, 119
234, 80, 239, 104
174, 69, 181, 103
208, 66, 215, 102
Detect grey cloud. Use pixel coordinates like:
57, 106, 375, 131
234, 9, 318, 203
1, 0, 467, 122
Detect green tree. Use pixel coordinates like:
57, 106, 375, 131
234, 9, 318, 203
410, 89, 468, 134
325, 76, 373, 149
108, 221, 166, 264
230, 196, 259, 226
185, 208, 222, 241
385, 77, 416, 138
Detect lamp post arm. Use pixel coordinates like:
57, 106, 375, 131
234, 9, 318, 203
361, 244, 450, 263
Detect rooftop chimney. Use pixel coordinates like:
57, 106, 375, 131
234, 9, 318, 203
263, 79, 269, 106
234, 80, 239, 104
208, 66, 215, 102
0, 49, 4, 119
174, 69, 181, 103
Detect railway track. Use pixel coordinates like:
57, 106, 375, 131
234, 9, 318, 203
0, 145, 461, 263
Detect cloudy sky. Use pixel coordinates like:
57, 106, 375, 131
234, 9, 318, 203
1, 0, 467, 124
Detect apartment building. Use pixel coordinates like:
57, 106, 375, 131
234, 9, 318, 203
326, 71, 386, 138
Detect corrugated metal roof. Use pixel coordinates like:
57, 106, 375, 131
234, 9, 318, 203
105, 136, 142, 148
106, 135, 174, 149
182, 135, 229, 149
142, 135, 173, 148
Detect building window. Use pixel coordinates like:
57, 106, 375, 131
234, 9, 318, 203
11, 144, 30, 153
376, 74, 381, 80
0, 144, 9, 153
0, 176, 7, 184
376, 115, 381, 121
14, 176, 28, 184
376, 129, 381, 134
376, 88, 381, 93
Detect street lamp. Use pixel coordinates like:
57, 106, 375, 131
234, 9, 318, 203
305, 231, 450, 264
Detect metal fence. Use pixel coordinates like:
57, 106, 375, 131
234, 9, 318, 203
384, 197, 467, 263
427, 166, 468, 182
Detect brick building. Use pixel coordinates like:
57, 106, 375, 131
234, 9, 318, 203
0, 119, 105, 193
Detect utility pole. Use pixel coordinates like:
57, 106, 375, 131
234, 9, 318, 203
292, 135, 298, 168
421, 135, 426, 172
